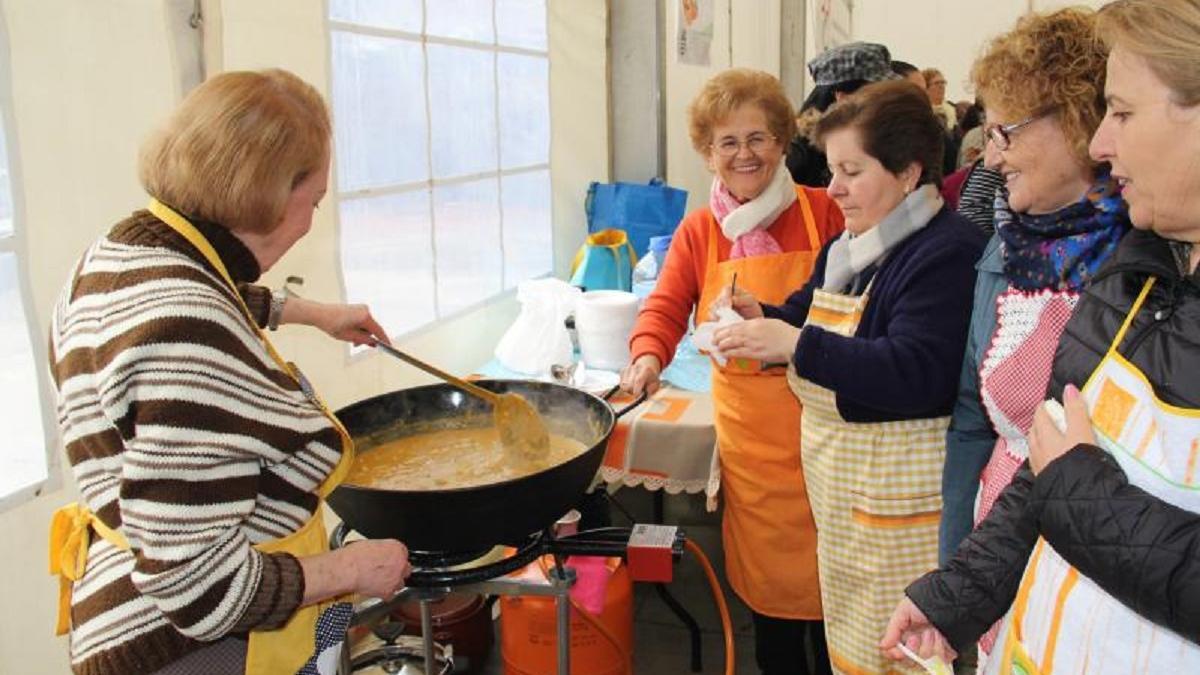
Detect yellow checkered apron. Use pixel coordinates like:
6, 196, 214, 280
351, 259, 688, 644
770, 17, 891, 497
787, 283, 946, 675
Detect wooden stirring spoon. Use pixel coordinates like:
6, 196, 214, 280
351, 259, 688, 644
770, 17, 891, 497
372, 341, 551, 462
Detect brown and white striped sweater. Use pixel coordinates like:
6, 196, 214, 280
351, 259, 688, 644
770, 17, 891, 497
50, 210, 344, 675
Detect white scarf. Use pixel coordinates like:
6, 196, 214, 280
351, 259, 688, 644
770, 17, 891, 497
715, 158, 797, 241
822, 184, 944, 292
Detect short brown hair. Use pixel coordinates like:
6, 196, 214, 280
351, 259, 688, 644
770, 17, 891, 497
687, 69, 796, 155
970, 8, 1106, 169
1096, 0, 1200, 107
139, 69, 331, 234
814, 80, 946, 187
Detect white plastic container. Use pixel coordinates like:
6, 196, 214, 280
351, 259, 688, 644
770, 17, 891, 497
575, 290, 639, 371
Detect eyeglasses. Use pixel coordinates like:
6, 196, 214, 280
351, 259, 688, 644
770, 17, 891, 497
984, 113, 1047, 151
710, 133, 778, 158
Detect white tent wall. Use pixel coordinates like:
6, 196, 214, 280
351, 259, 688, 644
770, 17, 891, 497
0, 0, 608, 671
853, 0, 1111, 105
663, 0, 783, 212
0, 1, 179, 671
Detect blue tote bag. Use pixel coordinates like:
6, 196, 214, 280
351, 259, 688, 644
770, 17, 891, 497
585, 178, 688, 259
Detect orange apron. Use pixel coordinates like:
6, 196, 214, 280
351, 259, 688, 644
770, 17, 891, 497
49, 200, 356, 675
696, 187, 823, 619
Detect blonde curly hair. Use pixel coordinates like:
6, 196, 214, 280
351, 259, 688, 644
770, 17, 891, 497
687, 69, 796, 155
970, 8, 1107, 169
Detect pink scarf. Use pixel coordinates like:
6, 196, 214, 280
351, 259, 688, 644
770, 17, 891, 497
708, 160, 794, 259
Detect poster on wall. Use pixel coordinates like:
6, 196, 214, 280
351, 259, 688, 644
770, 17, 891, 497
676, 0, 713, 66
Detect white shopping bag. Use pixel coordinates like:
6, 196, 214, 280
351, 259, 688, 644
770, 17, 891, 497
495, 278, 581, 376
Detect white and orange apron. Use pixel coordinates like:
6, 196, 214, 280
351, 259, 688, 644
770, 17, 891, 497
787, 279, 946, 674
985, 277, 1200, 674
49, 199, 357, 675
696, 186, 823, 620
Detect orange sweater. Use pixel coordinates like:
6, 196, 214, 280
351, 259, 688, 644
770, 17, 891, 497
629, 186, 845, 368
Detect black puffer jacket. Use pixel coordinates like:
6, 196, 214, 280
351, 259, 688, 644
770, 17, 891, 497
907, 229, 1200, 651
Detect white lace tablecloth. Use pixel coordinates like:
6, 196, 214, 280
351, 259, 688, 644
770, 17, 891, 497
476, 348, 719, 508
598, 387, 719, 510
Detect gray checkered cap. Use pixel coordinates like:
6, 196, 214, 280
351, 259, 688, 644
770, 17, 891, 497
808, 42, 902, 86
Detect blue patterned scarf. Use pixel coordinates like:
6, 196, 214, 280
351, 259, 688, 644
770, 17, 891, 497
994, 171, 1129, 291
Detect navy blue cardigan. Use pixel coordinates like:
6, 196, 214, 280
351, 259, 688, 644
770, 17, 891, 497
763, 206, 985, 423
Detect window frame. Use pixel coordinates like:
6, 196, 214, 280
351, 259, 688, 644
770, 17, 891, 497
0, 8, 61, 512
325, 1, 554, 342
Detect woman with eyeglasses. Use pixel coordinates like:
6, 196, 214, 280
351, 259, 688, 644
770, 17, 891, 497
884, 0, 1200, 671
712, 80, 984, 674
936, 10, 1130, 622
621, 68, 843, 675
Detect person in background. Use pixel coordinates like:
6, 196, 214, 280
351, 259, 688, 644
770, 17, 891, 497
620, 68, 843, 675
715, 80, 984, 674
47, 69, 410, 675
787, 42, 901, 187
943, 101, 1004, 237
884, 1, 1200, 672
922, 67, 964, 178
955, 101, 986, 168
936, 9, 1129, 616
943, 158, 1006, 235
954, 101, 974, 126
891, 60, 927, 91
923, 68, 957, 130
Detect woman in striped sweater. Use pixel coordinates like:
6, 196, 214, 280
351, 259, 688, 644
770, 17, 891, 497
48, 69, 409, 675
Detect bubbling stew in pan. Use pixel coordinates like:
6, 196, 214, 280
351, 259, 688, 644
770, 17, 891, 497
344, 426, 589, 491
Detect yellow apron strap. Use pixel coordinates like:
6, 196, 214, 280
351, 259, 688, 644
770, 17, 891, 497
1082, 277, 1157, 393
1108, 277, 1156, 355
793, 186, 821, 249
49, 503, 130, 635
146, 199, 355, 673
147, 200, 292, 374
146, 199, 354, 493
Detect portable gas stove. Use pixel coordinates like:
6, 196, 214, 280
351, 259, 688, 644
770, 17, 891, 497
332, 522, 686, 675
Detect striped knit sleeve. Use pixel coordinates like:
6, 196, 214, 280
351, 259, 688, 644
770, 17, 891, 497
59, 244, 324, 640
238, 282, 271, 329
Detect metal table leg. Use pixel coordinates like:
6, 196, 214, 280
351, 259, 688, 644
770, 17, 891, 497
420, 597, 436, 675
653, 490, 703, 672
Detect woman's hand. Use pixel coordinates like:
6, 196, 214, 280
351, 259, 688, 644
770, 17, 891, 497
710, 285, 764, 320
713, 318, 800, 363
620, 354, 662, 396
298, 539, 411, 604
1029, 384, 1096, 475
282, 297, 390, 347
879, 596, 957, 663
343, 539, 412, 599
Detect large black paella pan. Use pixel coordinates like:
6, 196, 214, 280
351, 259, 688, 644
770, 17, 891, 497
328, 380, 642, 553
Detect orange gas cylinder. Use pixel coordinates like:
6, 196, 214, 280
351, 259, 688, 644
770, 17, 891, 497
499, 555, 634, 675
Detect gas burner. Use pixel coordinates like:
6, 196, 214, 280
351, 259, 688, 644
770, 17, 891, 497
329, 524, 551, 588
339, 523, 687, 675
407, 547, 495, 569
329, 524, 680, 589
407, 534, 546, 588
